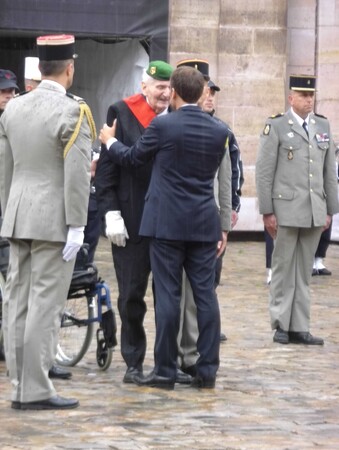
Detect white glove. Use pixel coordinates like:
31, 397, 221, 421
105, 211, 129, 247
62, 226, 85, 262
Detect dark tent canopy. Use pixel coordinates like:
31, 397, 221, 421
0, 0, 169, 131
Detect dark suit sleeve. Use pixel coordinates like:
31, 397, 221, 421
228, 130, 244, 212
94, 105, 121, 217
107, 118, 160, 167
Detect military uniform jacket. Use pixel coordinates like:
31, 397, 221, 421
95, 95, 154, 242
256, 109, 339, 227
0, 81, 92, 241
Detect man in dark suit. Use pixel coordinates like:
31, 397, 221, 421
99, 66, 231, 389
95, 61, 174, 384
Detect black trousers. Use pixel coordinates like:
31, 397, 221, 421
150, 238, 220, 381
315, 222, 332, 258
112, 237, 151, 369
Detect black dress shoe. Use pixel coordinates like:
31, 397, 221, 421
123, 366, 142, 384
11, 401, 21, 410
181, 364, 197, 377
312, 268, 318, 276
220, 332, 227, 342
317, 268, 332, 276
191, 376, 216, 389
273, 327, 289, 344
175, 369, 192, 385
134, 371, 175, 390
20, 395, 79, 410
48, 365, 72, 380
289, 331, 324, 345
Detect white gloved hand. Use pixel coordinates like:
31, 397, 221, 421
62, 226, 85, 262
105, 211, 129, 247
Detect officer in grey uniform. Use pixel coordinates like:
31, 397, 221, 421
256, 74, 339, 346
0, 34, 95, 410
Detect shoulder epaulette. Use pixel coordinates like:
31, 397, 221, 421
14, 90, 30, 98
314, 112, 327, 119
63, 93, 97, 158
270, 113, 284, 119
66, 92, 85, 103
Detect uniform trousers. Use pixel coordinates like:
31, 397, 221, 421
269, 225, 323, 332
3, 239, 74, 403
151, 238, 220, 381
112, 237, 151, 370
177, 255, 223, 370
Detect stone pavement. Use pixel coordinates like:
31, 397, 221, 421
1, 237, 339, 450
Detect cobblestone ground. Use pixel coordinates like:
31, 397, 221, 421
1, 237, 339, 450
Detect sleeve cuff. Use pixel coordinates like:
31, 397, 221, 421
106, 137, 117, 149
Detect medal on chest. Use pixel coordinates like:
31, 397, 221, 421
287, 149, 293, 160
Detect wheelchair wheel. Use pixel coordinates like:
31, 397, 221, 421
0, 272, 5, 360
96, 329, 113, 371
56, 292, 95, 367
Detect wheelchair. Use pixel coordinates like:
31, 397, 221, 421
0, 240, 117, 371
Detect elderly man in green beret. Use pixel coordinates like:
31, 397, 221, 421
96, 60, 192, 385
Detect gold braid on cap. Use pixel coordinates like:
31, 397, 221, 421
64, 100, 97, 159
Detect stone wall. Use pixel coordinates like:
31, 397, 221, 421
169, 0, 339, 232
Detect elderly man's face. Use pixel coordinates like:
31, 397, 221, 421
0, 88, 15, 111
142, 79, 171, 114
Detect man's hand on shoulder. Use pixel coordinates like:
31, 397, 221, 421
99, 120, 117, 147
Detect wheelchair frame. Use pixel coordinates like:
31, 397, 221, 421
0, 240, 117, 371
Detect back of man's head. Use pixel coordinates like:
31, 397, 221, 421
171, 67, 204, 104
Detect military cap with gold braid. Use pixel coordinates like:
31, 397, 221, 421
146, 60, 174, 80
289, 74, 316, 92
176, 58, 210, 79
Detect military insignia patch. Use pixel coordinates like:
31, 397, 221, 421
263, 124, 271, 135
149, 66, 156, 75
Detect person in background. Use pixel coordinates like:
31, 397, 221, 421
264, 228, 274, 285
95, 61, 193, 385
256, 74, 339, 346
24, 56, 42, 91
0, 34, 95, 410
175, 58, 241, 377
0, 69, 18, 117
0, 69, 18, 362
99, 65, 232, 389
312, 226, 333, 275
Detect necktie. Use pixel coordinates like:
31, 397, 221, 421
302, 121, 309, 137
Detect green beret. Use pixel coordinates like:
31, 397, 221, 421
146, 60, 173, 81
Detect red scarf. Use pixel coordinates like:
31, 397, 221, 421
123, 93, 156, 129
